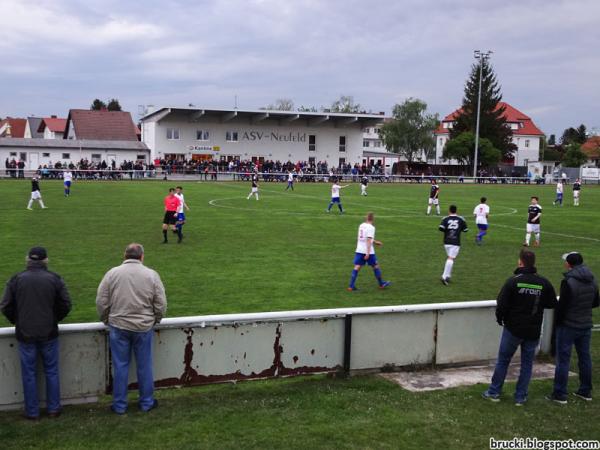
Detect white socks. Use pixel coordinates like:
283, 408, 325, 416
436, 205, 440, 215
525, 233, 531, 245
442, 259, 454, 279
427, 206, 431, 215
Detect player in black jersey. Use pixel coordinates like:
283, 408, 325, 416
27, 176, 47, 210
524, 196, 542, 247
360, 176, 369, 196
573, 178, 581, 206
427, 179, 440, 215
247, 173, 259, 200
438, 205, 468, 285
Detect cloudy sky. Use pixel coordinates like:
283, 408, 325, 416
1, 0, 598, 136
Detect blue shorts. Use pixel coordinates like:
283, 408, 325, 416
331, 197, 341, 203
477, 224, 488, 231
353, 253, 378, 266
556, 193, 563, 200
64, 181, 71, 187
177, 213, 186, 222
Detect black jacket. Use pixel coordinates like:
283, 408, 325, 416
555, 264, 599, 329
496, 266, 557, 340
0, 261, 71, 343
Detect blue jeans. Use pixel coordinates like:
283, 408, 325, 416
109, 326, 155, 412
553, 326, 592, 397
487, 328, 538, 402
18, 338, 61, 417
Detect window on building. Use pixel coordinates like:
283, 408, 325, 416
374, 141, 381, 148
91, 154, 101, 162
308, 156, 316, 165
62, 153, 70, 159
9, 152, 17, 157
362, 128, 370, 133
166, 128, 180, 140
137, 154, 147, 160
339, 136, 346, 152
196, 130, 209, 141
374, 128, 381, 134
42, 153, 50, 157
226, 131, 238, 142
339, 157, 346, 167
363, 140, 370, 147
510, 123, 519, 130
525, 140, 530, 148
309, 135, 316, 151
20, 152, 27, 161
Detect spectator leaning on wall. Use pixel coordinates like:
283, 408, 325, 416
96, 243, 167, 415
0, 247, 72, 420
482, 249, 557, 406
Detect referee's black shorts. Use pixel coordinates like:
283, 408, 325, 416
163, 211, 178, 225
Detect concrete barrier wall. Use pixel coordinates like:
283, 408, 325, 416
0, 301, 555, 411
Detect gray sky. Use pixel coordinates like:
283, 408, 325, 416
1, 0, 598, 136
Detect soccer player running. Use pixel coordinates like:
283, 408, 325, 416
573, 178, 581, 206
473, 197, 490, 245
174, 186, 190, 243
247, 173, 259, 200
360, 175, 369, 196
347, 212, 391, 291
426, 179, 440, 215
285, 171, 294, 191
27, 176, 47, 210
439, 205, 468, 285
63, 170, 73, 197
524, 196, 542, 247
327, 177, 349, 213
162, 188, 181, 244
553, 180, 563, 206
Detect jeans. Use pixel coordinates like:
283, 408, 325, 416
553, 326, 592, 397
487, 328, 538, 402
18, 338, 61, 417
109, 326, 155, 412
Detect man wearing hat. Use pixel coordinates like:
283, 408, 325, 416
547, 252, 599, 404
0, 247, 72, 419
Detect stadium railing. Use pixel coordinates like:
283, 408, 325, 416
0, 301, 555, 411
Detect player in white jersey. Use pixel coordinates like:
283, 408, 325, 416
326, 177, 349, 214
285, 171, 295, 191
174, 186, 190, 243
63, 170, 73, 196
347, 212, 390, 291
473, 197, 490, 245
553, 181, 563, 206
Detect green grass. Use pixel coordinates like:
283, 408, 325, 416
1, 337, 599, 449
1, 179, 599, 325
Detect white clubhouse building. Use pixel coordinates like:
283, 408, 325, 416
141, 107, 387, 167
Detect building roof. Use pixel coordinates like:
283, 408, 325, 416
582, 136, 600, 159
141, 107, 388, 127
26, 117, 44, 138
0, 118, 27, 138
0, 137, 149, 151
435, 102, 544, 137
65, 109, 140, 141
38, 117, 67, 134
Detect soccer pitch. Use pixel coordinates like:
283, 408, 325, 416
1, 179, 599, 325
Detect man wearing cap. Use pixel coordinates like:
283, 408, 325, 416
96, 243, 167, 414
483, 249, 557, 405
547, 252, 599, 404
0, 247, 72, 419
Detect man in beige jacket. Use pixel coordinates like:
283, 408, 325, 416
96, 243, 167, 414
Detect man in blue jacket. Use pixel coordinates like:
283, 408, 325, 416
547, 252, 599, 404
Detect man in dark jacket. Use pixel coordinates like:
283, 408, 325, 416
547, 252, 599, 404
483, 249, 557, 405
0, 247, 71, 419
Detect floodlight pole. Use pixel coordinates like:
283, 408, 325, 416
473, 50, 492, 179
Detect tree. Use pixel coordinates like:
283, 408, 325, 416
443, 132, 501, 167
548, 134, 556, 146
560, 124, 587, 145
562, 143, 588, 167
449, 59, 513, 162
91, 99, 107, 110
297, 105, 318, 112
260, 98, 295, 111
107, 98, 122, 111
379, 98, 439, 163
329, 95, 361, 113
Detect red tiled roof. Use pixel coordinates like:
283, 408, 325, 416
0, 118, 27, 138
582, 136, 600, 158
65, 109, 139, 141
435, 102, 544, 136
38, 117, 67, 134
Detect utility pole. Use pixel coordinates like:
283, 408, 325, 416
473, 50, 492, 179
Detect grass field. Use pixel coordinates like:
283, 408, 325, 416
0, 178, 599, 325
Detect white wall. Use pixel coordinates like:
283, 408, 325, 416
1, 148, 148, 169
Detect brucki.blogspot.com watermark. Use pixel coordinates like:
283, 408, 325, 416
490, 437, 600, 450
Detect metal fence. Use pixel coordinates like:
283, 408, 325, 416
0, 301, 555, 411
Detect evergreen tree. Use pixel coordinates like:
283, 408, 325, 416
107, 99, 122, 111
91, 99, 107, 110
450, 59, 513, 162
